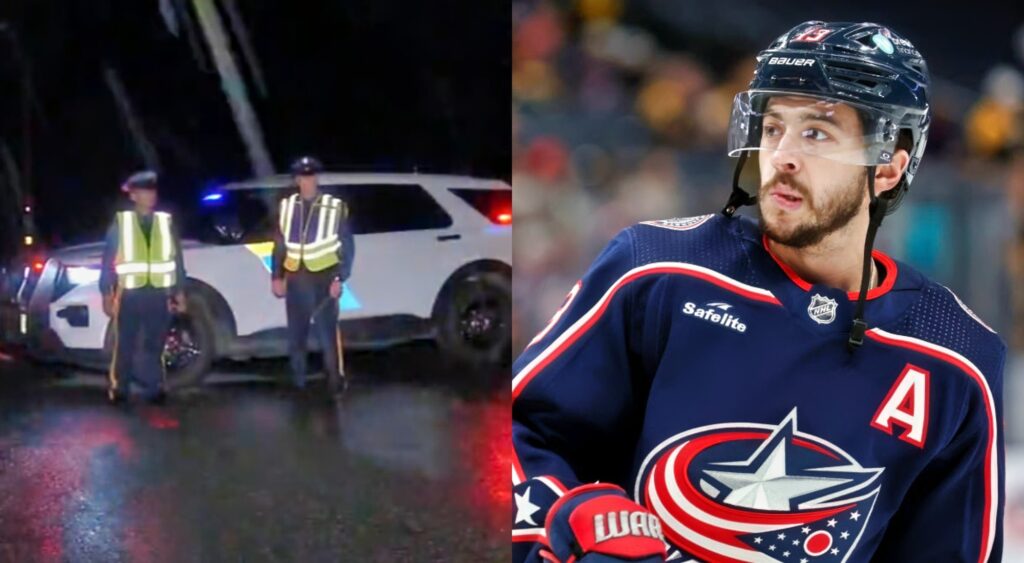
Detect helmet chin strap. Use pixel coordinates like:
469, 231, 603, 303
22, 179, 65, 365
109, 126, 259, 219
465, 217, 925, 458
722, 155, 889, 351
848, 166, 888, 351
722, 153, 757, 217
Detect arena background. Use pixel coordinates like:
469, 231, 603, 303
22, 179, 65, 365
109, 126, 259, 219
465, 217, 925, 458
511, 0, 1024, 556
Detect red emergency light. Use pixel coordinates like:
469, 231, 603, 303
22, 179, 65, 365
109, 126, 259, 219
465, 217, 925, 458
495, 211, 512, 225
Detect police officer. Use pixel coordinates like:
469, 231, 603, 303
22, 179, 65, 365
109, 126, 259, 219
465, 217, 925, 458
271, 156, 355, 399
99, 170, 186, 405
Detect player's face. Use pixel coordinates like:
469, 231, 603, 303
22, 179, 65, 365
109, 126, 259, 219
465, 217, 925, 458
756, 96, 868, 248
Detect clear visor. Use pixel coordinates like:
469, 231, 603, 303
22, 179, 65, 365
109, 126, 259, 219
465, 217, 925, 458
727, 90, 902, 166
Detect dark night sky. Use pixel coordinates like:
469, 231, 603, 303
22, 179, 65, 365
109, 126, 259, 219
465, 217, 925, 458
0, 0, 510, 250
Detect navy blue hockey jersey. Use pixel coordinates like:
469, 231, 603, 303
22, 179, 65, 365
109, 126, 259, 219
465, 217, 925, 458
512, 214, 1005, 563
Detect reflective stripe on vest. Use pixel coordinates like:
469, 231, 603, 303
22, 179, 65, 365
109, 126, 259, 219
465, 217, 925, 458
114, 211, 176, 289
279, 195, 293, 238
280, 193, 344, 272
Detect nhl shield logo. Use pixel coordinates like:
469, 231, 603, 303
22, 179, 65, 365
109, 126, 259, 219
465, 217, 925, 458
808, 294, 838, 325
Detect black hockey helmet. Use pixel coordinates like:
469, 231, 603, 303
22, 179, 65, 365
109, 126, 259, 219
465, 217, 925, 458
725, 21, 930, 214
723, 22, 932, 350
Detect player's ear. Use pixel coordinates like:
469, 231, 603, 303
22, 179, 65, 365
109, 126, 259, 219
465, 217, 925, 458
873, 149, 910, 196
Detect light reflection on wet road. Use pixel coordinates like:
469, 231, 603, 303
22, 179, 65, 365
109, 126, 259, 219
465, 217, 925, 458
0, 344, 509, 561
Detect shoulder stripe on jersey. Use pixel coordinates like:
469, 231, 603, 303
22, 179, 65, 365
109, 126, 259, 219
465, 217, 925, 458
512, 262, 779, 399
511, 262, 779, 485
943, 285, 997, 334
866, 328, 998, 563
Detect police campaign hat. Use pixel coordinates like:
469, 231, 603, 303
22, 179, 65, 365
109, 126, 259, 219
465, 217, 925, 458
290, 156, 323, 176
122, 170, 158, 192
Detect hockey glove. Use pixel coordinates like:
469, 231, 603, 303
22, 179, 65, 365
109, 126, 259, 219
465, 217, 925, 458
544, 483, 667, 562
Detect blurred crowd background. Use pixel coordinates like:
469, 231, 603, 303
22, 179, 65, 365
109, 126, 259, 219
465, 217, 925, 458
512, 0, 1024, 554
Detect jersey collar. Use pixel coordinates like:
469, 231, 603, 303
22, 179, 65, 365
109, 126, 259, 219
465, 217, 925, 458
761, 233, 898, 301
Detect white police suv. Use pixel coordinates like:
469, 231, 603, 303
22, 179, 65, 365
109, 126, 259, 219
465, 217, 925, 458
16, 173, 511, 387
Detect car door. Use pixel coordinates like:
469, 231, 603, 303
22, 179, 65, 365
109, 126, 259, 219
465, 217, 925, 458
325, 183, 459, 320
187, 186, 291, 336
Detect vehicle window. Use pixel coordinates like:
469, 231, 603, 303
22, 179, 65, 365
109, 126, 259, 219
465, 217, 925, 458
322, 184, 452, 234
193, 187, 282, 245
448, 188, 511, 224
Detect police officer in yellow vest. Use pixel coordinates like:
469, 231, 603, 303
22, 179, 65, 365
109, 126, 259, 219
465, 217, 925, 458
99, 171, 186, 405
271, 156, 355, 399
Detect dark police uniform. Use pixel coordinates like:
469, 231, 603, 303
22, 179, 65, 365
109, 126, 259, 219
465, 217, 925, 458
271, 157, 355, 396
99, 171, 186, 404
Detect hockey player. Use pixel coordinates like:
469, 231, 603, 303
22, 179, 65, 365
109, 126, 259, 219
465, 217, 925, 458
512, 22, 1005, 563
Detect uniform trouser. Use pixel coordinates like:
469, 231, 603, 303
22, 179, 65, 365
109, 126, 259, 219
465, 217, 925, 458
284, 270, 343, 389
109, 286, 171, 399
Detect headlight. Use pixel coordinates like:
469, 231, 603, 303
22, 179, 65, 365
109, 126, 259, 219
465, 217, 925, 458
66, 266, 101, 285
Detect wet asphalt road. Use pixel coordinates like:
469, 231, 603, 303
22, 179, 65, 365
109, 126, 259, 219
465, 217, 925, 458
0, 344, 510, 562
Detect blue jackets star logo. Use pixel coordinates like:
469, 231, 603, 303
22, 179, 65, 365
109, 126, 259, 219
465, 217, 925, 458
702, 410, 881, 512
634, 408, 883, 561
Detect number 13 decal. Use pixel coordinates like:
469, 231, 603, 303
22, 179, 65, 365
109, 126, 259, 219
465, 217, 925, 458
792, 27, 833, 43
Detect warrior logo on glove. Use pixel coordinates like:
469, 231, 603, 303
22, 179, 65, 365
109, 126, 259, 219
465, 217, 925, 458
593, 509, 664, 543
634, 409, 882, 562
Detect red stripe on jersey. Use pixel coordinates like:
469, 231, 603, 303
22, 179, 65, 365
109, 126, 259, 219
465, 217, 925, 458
865, 329, 997, 563
512, 531, 546, 543
511, 263, 780, 491
792, 437, 841, 461
538, 549, 559, 562
763, 234, 898, 300
512, 455, 526, 485
513, 264, 779, 400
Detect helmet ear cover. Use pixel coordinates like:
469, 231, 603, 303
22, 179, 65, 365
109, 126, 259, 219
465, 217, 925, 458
845, 107, 916, 214
875, 128, 914, 213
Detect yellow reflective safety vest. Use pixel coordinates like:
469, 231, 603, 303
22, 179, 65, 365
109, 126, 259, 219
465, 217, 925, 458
279, 193, 347, 273
114, 211, 177, 290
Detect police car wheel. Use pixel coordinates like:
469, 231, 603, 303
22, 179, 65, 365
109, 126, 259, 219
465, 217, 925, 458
162, 297, 214, 390
435, 271, 511, 367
